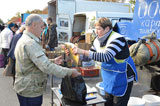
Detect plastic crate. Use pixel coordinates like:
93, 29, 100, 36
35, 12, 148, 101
79, 67, 99, 77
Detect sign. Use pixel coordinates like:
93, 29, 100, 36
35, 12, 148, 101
132, 0, 160, 40
114, 21, 133, 40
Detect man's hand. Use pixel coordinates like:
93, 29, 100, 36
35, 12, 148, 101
71, 69, 81, 77
61, 45, 70, 56
54, 56, 63, 65
65, 47, 70, 56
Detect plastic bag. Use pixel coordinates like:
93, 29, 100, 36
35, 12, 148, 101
61, 75, 87, 105
3, 58, 14, 76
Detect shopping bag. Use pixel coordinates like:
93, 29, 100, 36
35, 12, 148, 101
3, 58, 14, 76
61, 75, 87, 105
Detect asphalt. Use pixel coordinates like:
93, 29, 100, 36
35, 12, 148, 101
0, 67, 159, 106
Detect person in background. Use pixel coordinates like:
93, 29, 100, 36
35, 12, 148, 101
41, 22, 48, 49
14, 14, 81, 106
0, 23, 5, 32
45, 17, 58, 51
7, 25, 26, 85
12, 24, 19, 35
0, 22, 15, 67
72, 17, 138, 106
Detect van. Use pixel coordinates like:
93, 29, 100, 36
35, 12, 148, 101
48, 0, 133, 42
57, 11, 133, 43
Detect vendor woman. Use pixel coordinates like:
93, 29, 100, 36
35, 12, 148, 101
72, 17, 138, 106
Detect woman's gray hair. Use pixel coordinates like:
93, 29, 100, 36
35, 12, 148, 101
25, 14, 43, 26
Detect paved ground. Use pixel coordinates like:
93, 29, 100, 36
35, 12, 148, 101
0, 68, 52, 106
0, 67, 159, 106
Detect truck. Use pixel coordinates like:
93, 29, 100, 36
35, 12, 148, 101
48, 0, 133, 42
115, 0, 160, 96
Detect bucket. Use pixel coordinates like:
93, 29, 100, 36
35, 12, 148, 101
142, 94, 160, 106
96, 82, 105, 96
128, 97, 145, 106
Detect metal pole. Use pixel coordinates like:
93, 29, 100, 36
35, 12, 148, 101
51, 75, 54, 106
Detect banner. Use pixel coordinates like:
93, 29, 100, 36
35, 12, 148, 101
132, 0, 160, 40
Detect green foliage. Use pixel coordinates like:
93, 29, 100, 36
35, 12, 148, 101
8, 9, 43, 23
0, 18, 4, 24
26, 10, 31, 14
16, 12, 21, 18
25, 9, 43, 14
129, 0, 136, 12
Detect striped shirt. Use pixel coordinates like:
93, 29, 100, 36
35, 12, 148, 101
89, 31, 130, 62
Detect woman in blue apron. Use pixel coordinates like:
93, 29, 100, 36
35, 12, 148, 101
72, 17, 138, 106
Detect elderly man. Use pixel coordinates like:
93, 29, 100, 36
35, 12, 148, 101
14, 14, 80, 106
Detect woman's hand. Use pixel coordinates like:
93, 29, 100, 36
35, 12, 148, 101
54, 56, 63, 65
72, 47, 84, 55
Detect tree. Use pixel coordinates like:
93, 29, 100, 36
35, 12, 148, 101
26, 10, 31, 14
16, 12, 21, 18
25, 9, 43, 14
0, 18, 4, 24
129, 0, 136, 12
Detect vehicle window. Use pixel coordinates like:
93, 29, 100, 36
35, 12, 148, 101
119, 18, 133, 22
111, 19, 119, 27
59, 18, 69, 28
58, 32, 69, 42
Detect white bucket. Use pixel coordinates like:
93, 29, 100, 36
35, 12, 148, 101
128, 97, 145, 106
96, 82, 105, 96
142, 94, 160, 106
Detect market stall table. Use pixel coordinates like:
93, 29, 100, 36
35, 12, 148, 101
52, 87, 106, 106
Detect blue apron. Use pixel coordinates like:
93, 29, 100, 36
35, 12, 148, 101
93, 31, 138, 96
101, 56, 137, 96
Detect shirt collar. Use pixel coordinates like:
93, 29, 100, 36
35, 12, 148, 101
23, 30, 40, 43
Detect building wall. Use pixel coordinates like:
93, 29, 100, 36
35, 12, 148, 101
48, 1, 56, 23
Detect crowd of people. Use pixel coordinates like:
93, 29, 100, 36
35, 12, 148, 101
0, 14, 138, 106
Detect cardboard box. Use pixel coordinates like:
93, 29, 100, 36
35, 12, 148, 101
73, 32, 81, 36
85, 33, 92, 44
75, 43, 92, 50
